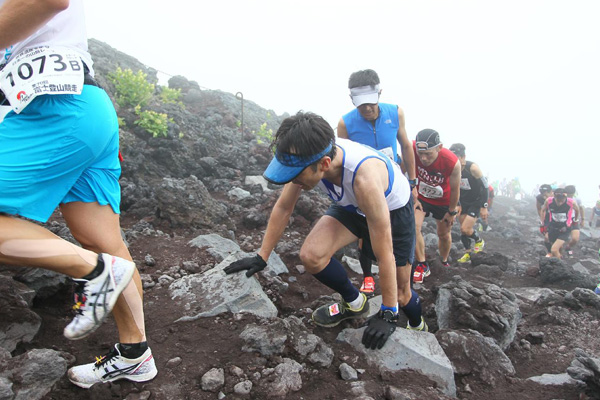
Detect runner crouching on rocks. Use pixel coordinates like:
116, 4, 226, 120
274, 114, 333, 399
225, 112, 427, 350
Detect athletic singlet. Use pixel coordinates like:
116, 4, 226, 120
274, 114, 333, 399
316, 138, 410, 215
413, 142, 458, 206
459, 161, 485, 204
342, 103, 400, 162
536, 194, 546, 207
546, 197, 575, 229
0, 0, 93, 74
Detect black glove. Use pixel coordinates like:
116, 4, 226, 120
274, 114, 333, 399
223, 254, 267, 277
362, 309, 398, 350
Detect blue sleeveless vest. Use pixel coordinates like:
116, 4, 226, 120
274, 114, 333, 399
342, 103, 400, 162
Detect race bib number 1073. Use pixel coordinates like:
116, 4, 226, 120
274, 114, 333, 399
0, 46, 84, 113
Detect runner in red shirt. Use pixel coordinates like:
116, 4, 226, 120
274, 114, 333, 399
412, 129, 461, 283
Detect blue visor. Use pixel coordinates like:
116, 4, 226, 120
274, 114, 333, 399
263, 143, 333, 184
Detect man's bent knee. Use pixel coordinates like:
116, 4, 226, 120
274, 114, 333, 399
299, 247, 330, 274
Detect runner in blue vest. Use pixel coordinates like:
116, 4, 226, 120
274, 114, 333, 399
337, 69, 417, 295
0, 0, 156, 388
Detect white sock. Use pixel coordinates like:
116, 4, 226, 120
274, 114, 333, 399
348, 293, 365, 310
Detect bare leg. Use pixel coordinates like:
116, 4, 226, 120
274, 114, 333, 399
551, 238, 565, 259
460, 215, 477, 237
300, 216, 357, 274
414, 206, 426, 262
0, 215, 97, 277
60, 202, 145, 343
568, 230, 580, 250
397, 262, 413, 307
436, 219, 452, 261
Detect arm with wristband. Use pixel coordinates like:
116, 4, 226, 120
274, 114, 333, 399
443, 160, 462, 225
353, 159, 399, 350
470, 163, 489, 221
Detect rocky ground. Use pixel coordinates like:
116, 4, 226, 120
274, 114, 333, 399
1, 41, 600, 400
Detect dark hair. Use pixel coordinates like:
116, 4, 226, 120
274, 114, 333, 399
348, 69, 380, 89
270, 112, 337, 161
564, 185, 576, 195
539, 184, 552, 193
554, 188, 567, 195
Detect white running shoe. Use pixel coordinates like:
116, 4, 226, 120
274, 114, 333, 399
64, 254, 135, 340
68, 344, 157, 389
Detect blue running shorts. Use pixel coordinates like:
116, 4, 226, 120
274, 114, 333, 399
0, 85, 121, 222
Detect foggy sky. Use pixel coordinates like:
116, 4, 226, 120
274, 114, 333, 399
84, 0, 600, 206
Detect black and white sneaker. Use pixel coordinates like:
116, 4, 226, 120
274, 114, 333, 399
311, 293, 369, 327
64, 254, 135, 340
68, 344, 157, 388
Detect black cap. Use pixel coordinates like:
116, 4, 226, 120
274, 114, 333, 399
539, 184, 552, 193
564, 185, 576, 195
449, 143, 466, 157
415, 129, 441, 151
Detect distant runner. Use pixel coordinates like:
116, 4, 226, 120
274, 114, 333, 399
412, 129, 461, 283
564, 185, 584, 256
540, 188, 580, 258
337, 69, 417, 295
479, 184, 495, 231
448, 144, 488, 263
590, 200, 600, 228
225, 112, 427, 351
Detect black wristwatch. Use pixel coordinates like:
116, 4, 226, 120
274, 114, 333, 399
448, 210, 458, 216
380, 309, 399, 323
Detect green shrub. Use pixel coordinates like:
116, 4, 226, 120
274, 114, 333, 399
255, 122, 273, 145
108, 67, 154, 108
134, 105, 173, 138
160, 86, 184, 107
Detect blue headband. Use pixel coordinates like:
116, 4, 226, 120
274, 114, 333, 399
263, 142, 333, 184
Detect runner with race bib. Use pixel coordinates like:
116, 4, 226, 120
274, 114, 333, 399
0, 0, 157, 389
412, 129, 461, 283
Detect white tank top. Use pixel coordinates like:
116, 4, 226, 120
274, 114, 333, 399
0, 0, 93, 75
316, 138, 410, 215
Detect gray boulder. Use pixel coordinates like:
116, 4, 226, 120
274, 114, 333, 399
0, 348, 67, 400
0, 276, 42, 352
265, 358, 303, 398
436, 276, 521, 350
155, 176, 230, 229
436, 329, 515, 387
239, 316, 333, 367
169, 254, 278, 320
567, 348, 600, 397
188, 234, 288, 275
337, 328, 456, 396
539, 257, 597, 289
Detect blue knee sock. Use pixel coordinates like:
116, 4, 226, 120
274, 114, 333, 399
401, 289, 423, 327
313, 258, 359, 303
